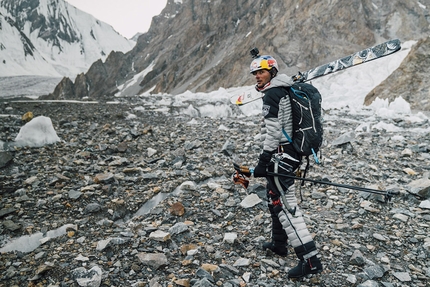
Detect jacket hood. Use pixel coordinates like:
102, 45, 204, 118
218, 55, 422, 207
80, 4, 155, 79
256, 74, 294, 92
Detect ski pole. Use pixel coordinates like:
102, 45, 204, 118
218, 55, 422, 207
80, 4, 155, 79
266, 172, 400, 200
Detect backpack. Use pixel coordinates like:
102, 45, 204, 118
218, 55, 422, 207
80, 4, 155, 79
282, 82, 323, 163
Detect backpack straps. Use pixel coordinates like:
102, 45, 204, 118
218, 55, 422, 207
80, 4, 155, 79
281, 86, 294, 144
282, 128, 293, 143
297, 156, 310, 202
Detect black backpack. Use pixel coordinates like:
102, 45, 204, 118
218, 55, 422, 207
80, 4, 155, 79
282, 82, 323, 163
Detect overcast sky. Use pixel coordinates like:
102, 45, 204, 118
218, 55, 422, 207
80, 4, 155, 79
65, 0, 168, 38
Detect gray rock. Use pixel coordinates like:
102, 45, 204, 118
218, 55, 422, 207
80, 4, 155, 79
344, 274, 357, 284
220, 264, 240, 275
3, 220, 21, 231
392, 271, 412, 282
419, 200, 430, 209
373, 233, 387, 241
364, 264, 385, 279
0, 151, 13, 168
0, 207, 16, 218
191, 278, 216, 287
311, 191, 327, 199
240, 194, 262, 208
221, 139, 235, 156
195, 267, 215, 282
71, 266, 102, 287
84, 203, 102, 214
332, 131, 356, 146
136, 253, 168, 270
168, 222, 189, 235
357, 280, 379, 287
350, 249, 366, 266
408, 177, 430, 199
68, 190, 82, 199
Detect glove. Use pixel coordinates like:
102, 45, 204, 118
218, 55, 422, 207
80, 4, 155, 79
233, 163, 253, 177
253, 150, 273, 178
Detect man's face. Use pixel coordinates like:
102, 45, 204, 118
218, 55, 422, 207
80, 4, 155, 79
252, 69, 271, 88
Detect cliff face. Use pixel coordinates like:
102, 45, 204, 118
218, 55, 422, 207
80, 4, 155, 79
46, 0, 430, 104
364, 36, 430, 111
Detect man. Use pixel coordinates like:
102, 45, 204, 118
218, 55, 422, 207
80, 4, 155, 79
234, 53, 323, 278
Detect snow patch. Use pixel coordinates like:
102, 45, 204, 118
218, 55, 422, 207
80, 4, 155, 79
14, 116, 60, 147
115, 62, 155, 97
417, 1, 426, 9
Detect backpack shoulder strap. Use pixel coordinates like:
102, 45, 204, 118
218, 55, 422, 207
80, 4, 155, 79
280, 86, 293, 143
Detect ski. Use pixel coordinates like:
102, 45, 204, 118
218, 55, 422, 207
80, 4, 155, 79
230, 39, 401, 106
230, 88, 264, 106
295, 38, 401, 82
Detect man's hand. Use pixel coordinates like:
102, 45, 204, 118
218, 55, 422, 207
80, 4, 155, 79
253, 150, 273, 177
233, 163, 253, 177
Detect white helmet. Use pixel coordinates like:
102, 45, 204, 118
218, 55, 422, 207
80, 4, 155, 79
250, 55, 279, 74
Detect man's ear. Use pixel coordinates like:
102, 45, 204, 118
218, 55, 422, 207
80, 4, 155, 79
270, 69, 278, 78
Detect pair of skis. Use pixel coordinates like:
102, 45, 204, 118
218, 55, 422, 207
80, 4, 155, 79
230, 39, 401, 106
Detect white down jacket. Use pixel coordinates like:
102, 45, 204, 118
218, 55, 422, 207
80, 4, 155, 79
257, 74, 294, 152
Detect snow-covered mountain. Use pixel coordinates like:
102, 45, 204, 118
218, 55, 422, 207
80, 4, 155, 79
0, 0, 135, 78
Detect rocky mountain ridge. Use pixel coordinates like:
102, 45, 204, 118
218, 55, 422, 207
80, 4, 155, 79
364, 36, 430, 111
45, 0, 430, 109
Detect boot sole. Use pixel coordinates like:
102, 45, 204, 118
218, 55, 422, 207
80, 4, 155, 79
263, 248, 288, 257
262, 243, 288, 256
288, 268, 323, 279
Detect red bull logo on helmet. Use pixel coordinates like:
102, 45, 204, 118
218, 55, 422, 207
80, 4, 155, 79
250, 55, 278, 73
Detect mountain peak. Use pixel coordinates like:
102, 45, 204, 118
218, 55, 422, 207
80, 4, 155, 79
0, 0, 135, 77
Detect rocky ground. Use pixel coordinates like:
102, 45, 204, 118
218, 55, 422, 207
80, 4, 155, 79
0, 99, 429, 287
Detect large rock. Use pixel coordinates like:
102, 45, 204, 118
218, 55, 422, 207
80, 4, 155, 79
408, 177, 430, 199
0, 151, 13, 168
136, 253, 168, 270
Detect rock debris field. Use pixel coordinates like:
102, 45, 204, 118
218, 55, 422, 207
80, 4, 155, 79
0, 99, 429, 287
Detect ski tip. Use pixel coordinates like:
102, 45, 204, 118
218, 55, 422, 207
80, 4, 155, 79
234, 93, 245, 106
385, 39, 402, 53
391, 38, 401, 49
229, 90, 263, 106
